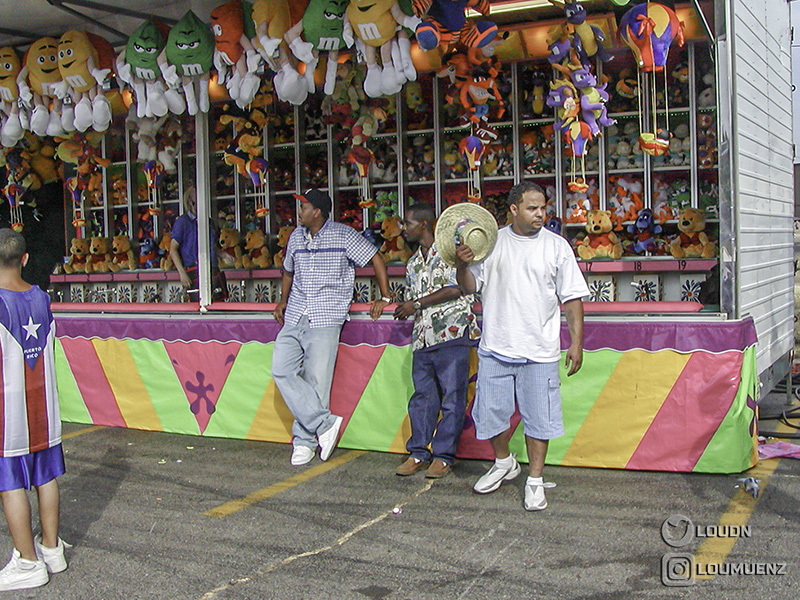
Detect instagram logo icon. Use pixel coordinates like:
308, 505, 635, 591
662, 553, 695, 586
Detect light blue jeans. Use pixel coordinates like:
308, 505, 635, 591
271, 315, 342, 449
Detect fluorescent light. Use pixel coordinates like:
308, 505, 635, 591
467, 0, 584, 17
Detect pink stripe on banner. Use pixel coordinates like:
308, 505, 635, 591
330, 345, 386, 433
59, 338, 126, 428
626, 351, 744, 471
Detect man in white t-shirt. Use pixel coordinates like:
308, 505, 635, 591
455, 181, 589, 511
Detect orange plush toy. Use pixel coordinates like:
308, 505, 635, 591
159, 232, 174, 270
108, 234, 137, 272
576, 209, 622, 260
669, 208, 716, 259
63, 237, 90, 274
218, 227, 243, 269
378, 215, 412, 263
85, 236, 112, 273
241, 229, 271, 268
272, 224, 294, 268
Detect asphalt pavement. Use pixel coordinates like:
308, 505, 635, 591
2, 389, 799, 600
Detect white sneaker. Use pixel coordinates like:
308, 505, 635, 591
318, 415, 343, 461
473, 456, 521, 494
0, 549, 49, 591
34, 535, 72, 573
290, 445, 315, 466
524, 478, 556, 511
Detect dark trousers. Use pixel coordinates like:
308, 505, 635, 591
406, 343, 472, 465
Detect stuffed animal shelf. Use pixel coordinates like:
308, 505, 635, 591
576, 209, 623, 260
669, 208, 716, 259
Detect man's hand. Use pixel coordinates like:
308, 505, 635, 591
179, 272, 191, 288
274, 300, 287, 325
393, 300, 416, 320
564, 343, 583, 376
455, 243, 474, 267
370, 298, 389, 320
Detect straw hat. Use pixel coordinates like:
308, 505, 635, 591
434, 203, 498, 266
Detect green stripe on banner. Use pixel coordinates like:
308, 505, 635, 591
204, 342, 274, 439
125, 339, 200, 435
692, 346, 758, 473
510, 350, 623, 464
340, 344, 414, 451
54, 339, 92, 424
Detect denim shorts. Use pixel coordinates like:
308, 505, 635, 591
473, 355, 564, 441
0, 444, 65, 492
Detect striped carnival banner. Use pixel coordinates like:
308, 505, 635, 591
53, 316, 759, 474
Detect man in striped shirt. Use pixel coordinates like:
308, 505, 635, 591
272, 189, 392, 466
0, 229, 69, 590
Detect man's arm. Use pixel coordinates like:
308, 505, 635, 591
455, 244, 477, 294
170, 239, 191, 289
274, 269, 293, 325
394, 286, 462, 319
369, 252, 392, 320
563, 298, 584, 376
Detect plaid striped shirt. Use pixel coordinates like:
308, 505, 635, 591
283, 220, 378, 328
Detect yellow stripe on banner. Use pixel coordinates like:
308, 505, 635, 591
204, 450, 365, 517
562, 350, 691, 468
694, 423, 792, 579
388, 414, 412, 454
246, 380, 294, 442
92, 338, 162, 431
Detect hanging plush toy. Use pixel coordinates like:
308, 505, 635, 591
18, 37, 67, 137
548, 0, 611, 63
343, 0, 421, 98
210, 0, 262, 108
284, 0, 349, 95
0, 47, 24, 147
413, 0, 497, 53
163, 11, 216, 116
55, 30, 114, 133
459, 66, 505, 141
251, 0, 310, 106
619, 2, 685, 155
116, 19, 185, 119
459, 135, 483, 202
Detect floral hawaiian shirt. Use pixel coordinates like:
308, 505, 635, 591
405, 242, 480, 351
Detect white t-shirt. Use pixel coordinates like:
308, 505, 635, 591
470, 226, 589, 362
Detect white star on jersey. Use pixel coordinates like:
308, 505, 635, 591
22, 316, 41, 340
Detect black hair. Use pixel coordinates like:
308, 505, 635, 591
0, 228, 25, 268
406, 203, 436, 227
507, 181, 545, 207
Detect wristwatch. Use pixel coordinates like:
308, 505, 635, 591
413, 300, 422, 311
380, 296, 391, 303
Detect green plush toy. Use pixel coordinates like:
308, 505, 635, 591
163, 11, 215, 115
284, 0, 348, 95
116, 20, 186, 118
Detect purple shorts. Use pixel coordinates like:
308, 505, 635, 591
0, 444, 65, 492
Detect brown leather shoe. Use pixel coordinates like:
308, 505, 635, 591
396, 457, 428, 476
425, 459, 451, 479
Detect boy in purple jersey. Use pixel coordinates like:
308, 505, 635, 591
0, 229, 69, 591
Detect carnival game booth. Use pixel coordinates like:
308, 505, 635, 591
3, 0, 788, 474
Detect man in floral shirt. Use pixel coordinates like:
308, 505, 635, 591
393, 204, 479, 478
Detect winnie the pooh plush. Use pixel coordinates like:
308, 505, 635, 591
218, 227, 243, 269
273, 225, 295, 269
670, 208, 716, 259
63, 237, 90, 274
159, 232, 174, 270
108, 234, 137, 272
85, 236, 112, 273
379, 215, 412, 263
577, 210, 623, 260
241, 229, 271, 269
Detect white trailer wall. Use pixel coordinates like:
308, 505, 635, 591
718, 0, 794, 381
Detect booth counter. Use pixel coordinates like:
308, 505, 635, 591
53, 306, 757, 474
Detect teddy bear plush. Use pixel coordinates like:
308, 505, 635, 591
85, 236, 112, 274
272, 225, 295, 269
159, 232, 174, 270
218, 227, 243, 269
108, 234, 137, 272
670, 208, 716, 259
63, 237, 91, 274
379, 215, 413, 263
577, 210, 623, 260
241, 229, 272, 269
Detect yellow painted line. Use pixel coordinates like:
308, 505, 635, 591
204, 450, 366, 518
61, 425, 104, 440
694, 422, 792, 579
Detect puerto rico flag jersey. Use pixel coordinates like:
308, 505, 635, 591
0, 287, 60, 457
